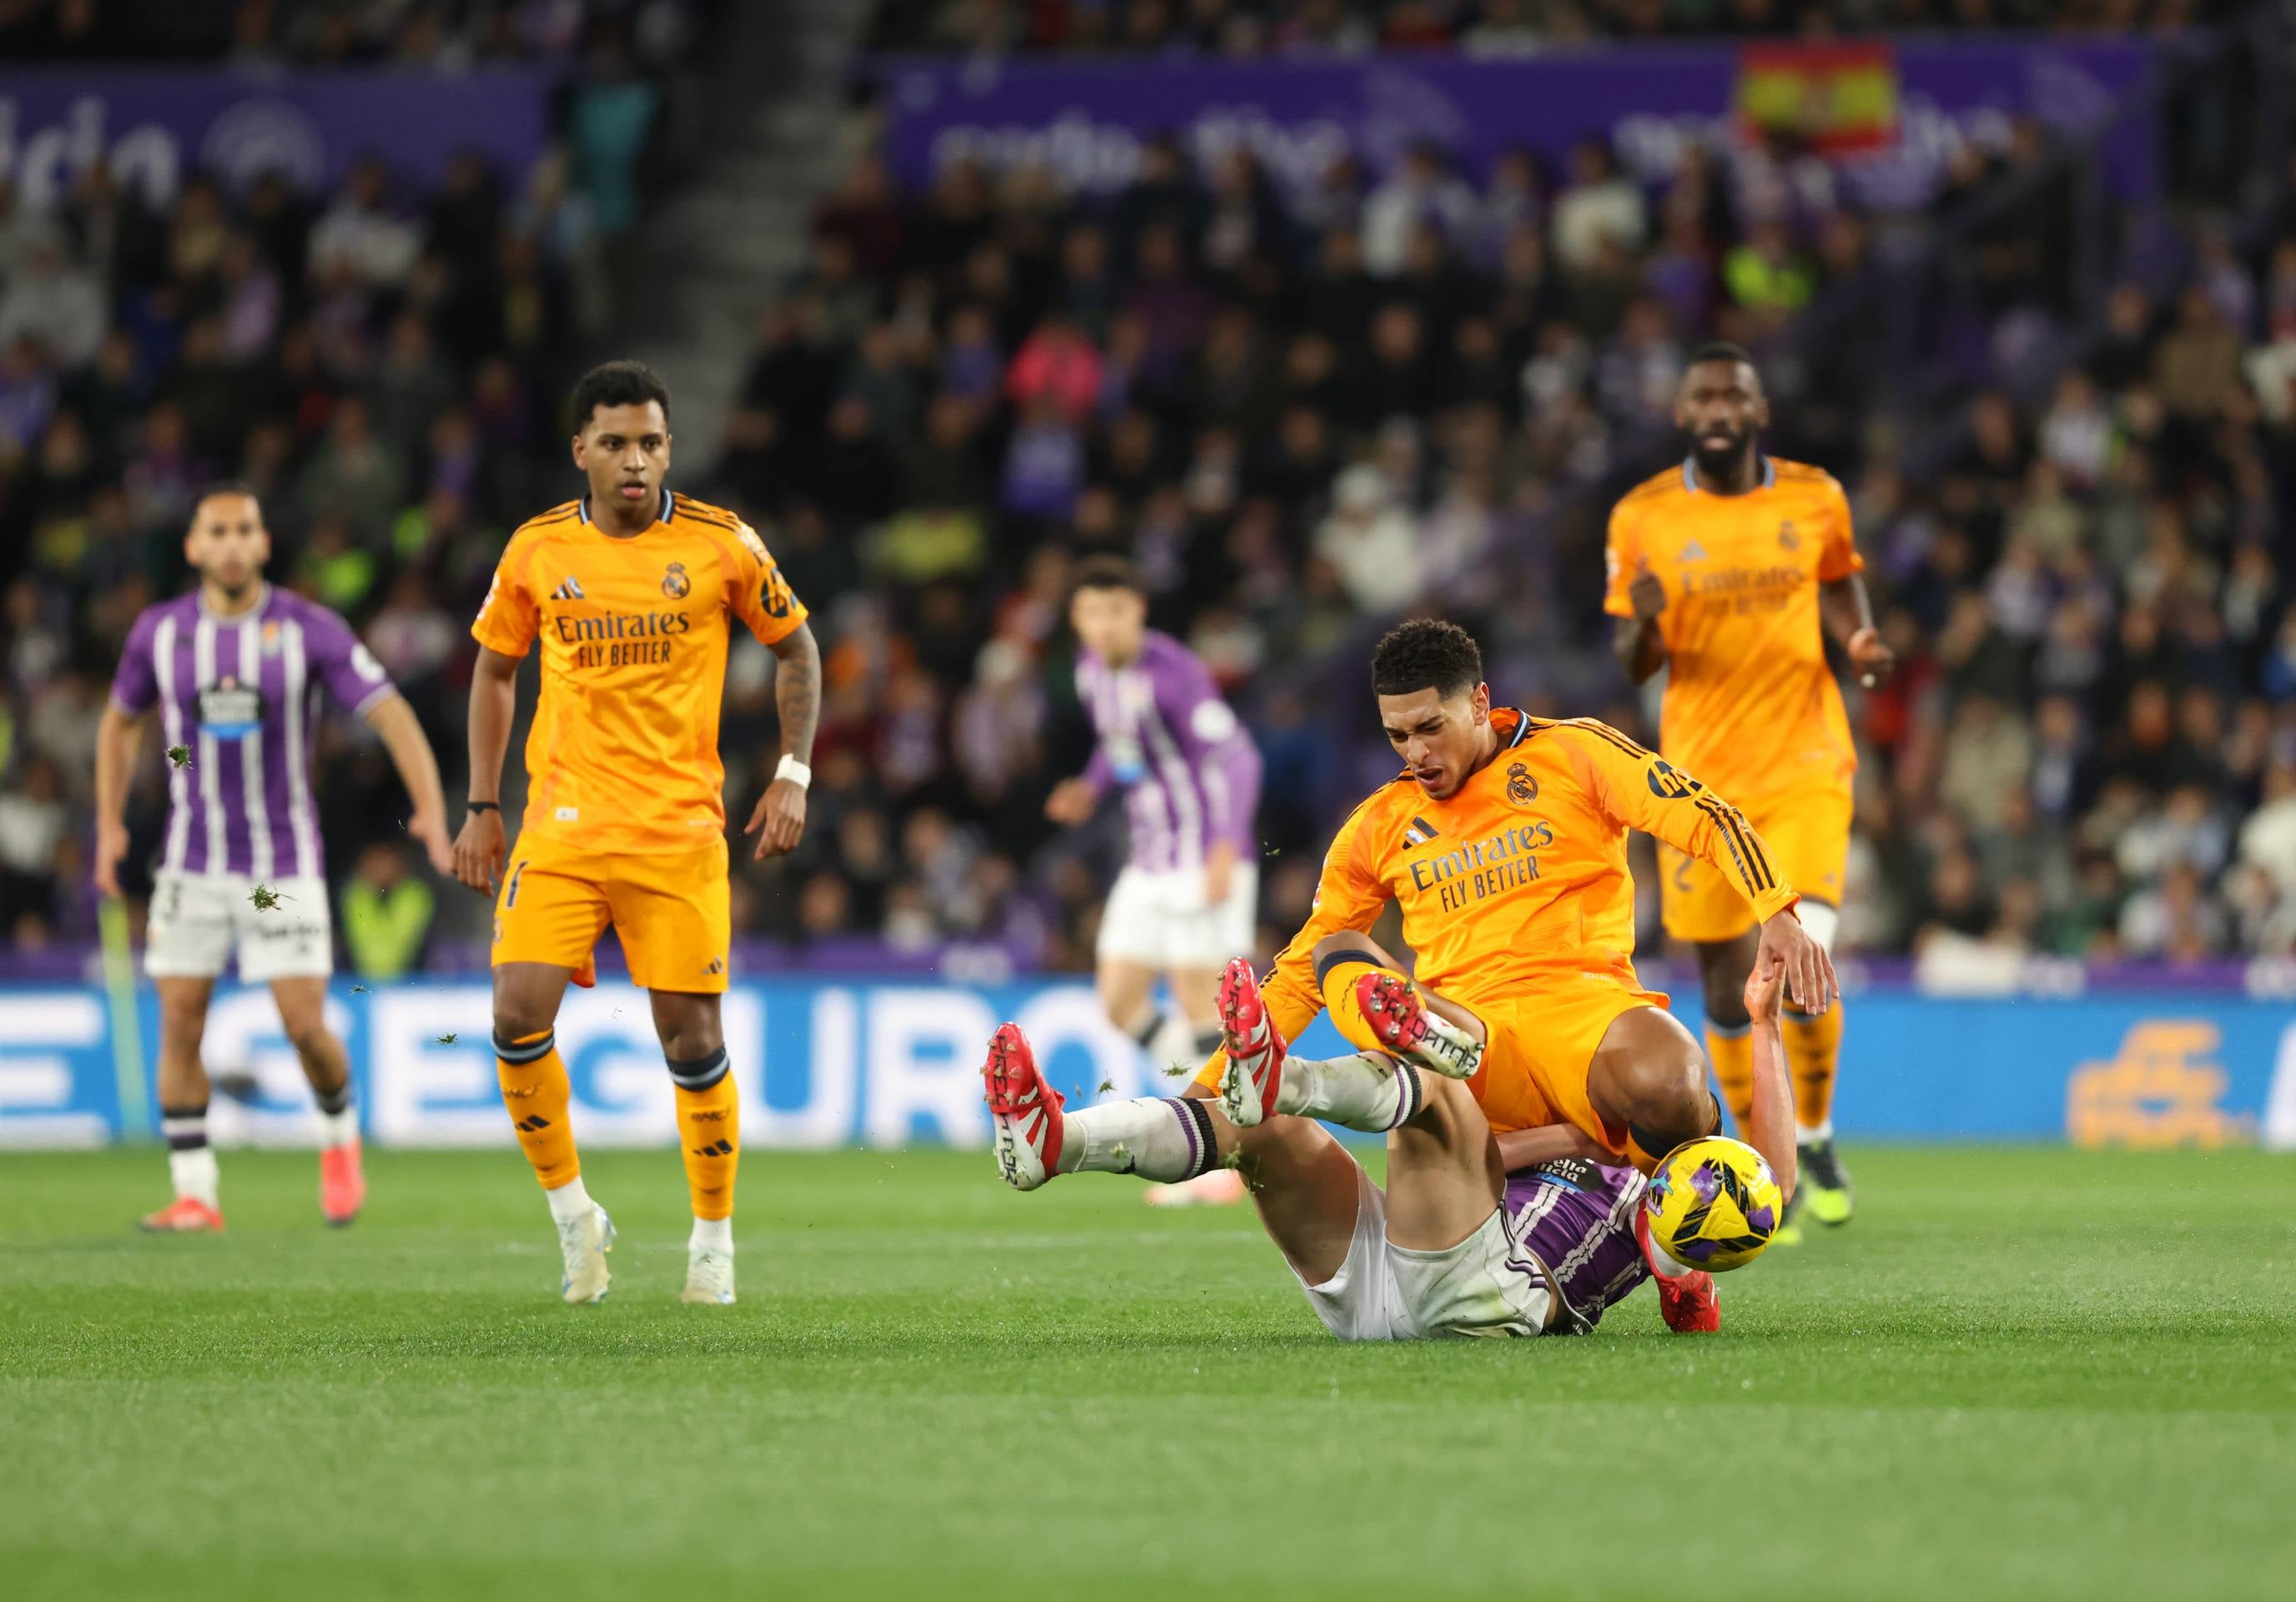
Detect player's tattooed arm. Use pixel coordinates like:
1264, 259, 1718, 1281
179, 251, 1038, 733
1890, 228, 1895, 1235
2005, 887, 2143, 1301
748, 622, 820, 860
768, 621, 820, 763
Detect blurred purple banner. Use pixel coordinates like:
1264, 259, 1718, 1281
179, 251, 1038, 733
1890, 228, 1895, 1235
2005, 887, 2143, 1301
4, 942, 2292, 1000
0, 68, 556, 207
871, 38, 2157, 208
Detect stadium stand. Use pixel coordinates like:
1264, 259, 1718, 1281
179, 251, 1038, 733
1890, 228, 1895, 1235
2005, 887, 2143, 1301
864, 0, 2233, 57
2, 2, 2292, 983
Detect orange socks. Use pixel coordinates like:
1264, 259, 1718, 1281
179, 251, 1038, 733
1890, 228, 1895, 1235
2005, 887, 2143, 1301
1318, 955, 1393, 1056
1783, 1002, 1844, 1136
496, 1028, 580, 1190
669, 1046, 739, 1222
1704, 1023, 1755, 1133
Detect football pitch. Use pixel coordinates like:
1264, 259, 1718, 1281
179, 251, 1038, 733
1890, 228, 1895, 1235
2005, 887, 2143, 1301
2, 1146, 2288, 1601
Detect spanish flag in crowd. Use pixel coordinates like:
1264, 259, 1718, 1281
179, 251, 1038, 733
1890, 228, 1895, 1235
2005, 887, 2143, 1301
1734, 43, 1901, 155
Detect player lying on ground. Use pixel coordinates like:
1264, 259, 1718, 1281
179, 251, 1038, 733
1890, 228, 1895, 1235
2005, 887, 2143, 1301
1607, 343, 1894, 1237
453, 361, 821, 1307
984, 950, 1797, 1338
1043, 556, 1264, 1207
94, 485, 454, 1233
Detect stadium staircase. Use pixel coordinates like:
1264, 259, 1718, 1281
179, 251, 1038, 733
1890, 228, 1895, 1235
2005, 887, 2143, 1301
623, 0, 874, 457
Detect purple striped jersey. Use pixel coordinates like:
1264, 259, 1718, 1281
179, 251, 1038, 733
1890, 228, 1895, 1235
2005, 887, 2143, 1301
109, 586, 397, 879
1503, 1156, 1652, 1329
1076, 631, 1261, 874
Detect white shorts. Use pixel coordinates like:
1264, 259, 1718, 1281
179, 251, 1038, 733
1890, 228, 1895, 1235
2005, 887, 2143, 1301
145, 869, 333, 983
1297, 1161, 1557, 1342
1096, 862, 1257, 970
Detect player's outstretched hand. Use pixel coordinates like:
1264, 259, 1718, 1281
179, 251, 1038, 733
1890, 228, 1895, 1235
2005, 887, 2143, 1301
452, 808, 506, 897
1845, 625, 1896, 689
1743, 949, 1786, 1026
1755, 909, 1835, 1015
747, 776, 807, 860
1044, 777, 1096, 827
408, 808, 456, 877
93, 818, 128, 899
1628, 557, 1667, 621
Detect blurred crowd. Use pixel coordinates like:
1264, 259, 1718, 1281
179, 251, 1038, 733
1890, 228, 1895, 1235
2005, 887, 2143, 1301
0, 21, 701, 960
678, 58, 2296, 975
865, 0, 2231, 55
4, 3, 2294, 980
0, 0, 718, 68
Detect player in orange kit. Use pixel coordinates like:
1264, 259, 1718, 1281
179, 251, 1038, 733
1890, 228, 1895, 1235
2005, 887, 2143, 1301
452, 360, 821, 1307
1606, 344, 1893, 1237
980, 619, 1828, 1337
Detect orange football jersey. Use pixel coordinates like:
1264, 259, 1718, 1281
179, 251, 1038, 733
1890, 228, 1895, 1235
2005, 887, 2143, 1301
1247, 709, 1800, 1050
1604, 456, 1863, 808
472, 490, 808, 855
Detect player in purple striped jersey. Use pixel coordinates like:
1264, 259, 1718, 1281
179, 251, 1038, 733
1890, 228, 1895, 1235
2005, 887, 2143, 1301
1043, 557, 1263, 1205
93, 486, 454, 1233
982, 950, 1802, 1340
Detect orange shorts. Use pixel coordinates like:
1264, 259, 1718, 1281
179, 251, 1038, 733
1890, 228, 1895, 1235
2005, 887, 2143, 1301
1660, 784, 1850, 944
1197, 958, 1668, 1165
1458, 962, 1667, 1161
492, 833, 732, 992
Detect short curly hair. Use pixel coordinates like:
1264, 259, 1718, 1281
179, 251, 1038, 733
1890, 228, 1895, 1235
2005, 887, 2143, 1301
568, 360, 672, 432
1370, 618, 1483, 699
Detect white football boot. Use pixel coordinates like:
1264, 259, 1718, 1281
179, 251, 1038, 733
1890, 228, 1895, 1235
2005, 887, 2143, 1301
556, 1202, 616, 1306
682, 1244, 736, 1305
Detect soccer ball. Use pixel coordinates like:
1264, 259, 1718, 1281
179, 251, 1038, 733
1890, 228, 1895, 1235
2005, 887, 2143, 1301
1640, 1136, 1784, 1272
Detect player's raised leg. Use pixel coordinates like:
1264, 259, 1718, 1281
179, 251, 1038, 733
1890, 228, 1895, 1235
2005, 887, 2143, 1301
1311, 932, 1487, 1081
982, 1018, 1369, 1292
265, 975, 361, 1225
143, 975, 224, 1233
1218, 956, 1467, 1136
1373, 1064, 1568, 1338
1144, 959, 1247, 1207
491, 958, 613, 1304
984, 1023, 1224, 1191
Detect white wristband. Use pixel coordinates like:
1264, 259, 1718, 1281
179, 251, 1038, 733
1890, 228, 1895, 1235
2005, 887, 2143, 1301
774, 754, 812, 791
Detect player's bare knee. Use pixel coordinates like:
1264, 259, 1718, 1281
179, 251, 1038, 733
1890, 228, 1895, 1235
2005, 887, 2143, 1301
651, 995, 723, 1062
159, 994, 209, 1039
1620, 1044, 1713, 1132
1311, 930, 1393, 972
491, 994, 554, 1044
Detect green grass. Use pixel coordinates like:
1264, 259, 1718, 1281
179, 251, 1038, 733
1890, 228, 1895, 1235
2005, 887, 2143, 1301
2, 1146, 2291, 1601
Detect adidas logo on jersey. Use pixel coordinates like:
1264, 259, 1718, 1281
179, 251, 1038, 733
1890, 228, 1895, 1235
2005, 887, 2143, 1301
1402, 816, 1442, 849
1679, 541, 1708, 563
550, 576, 587, 601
